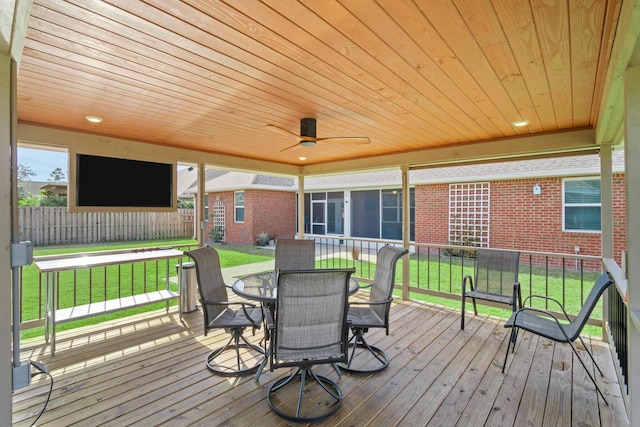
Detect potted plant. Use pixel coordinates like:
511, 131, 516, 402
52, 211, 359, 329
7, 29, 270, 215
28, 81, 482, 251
257, 231, 270, 246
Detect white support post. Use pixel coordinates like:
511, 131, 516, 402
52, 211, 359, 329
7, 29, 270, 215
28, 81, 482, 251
298, 175, 305, 238
600, 144, 614, 259
401, 164, 410, 300
624, 64, 640, 425
0, 51, 13, 427
197, 163, 205, 246
600, 144, 613, 341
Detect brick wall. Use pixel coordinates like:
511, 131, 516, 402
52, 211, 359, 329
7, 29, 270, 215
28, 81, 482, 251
414, 174, 626, 265
205, 190, 296, 245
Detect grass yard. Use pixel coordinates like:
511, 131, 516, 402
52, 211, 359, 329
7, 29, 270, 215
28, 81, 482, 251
20, 241, 604, 339
20, 240, 275, 339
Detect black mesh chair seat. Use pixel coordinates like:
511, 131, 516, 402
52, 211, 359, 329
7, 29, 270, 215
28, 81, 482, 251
347, 306, 384, 328
186, 246, 264, 377
463, 290, 513, 306
208, 306, 263, 329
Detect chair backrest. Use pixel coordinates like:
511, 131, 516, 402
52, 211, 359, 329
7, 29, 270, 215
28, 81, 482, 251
369, 245, 409, 321
185, 246, 228, 322
473, 249, 520, 295
275, 239, 316, 271
272, 268, 354, 367
566, 273, 614, 340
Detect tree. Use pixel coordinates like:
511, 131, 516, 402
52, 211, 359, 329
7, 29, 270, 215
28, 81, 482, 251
48, 167, 66, 183
17, 163, 37, 203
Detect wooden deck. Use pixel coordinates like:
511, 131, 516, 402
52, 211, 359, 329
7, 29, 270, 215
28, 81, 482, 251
13, 297, 628, 426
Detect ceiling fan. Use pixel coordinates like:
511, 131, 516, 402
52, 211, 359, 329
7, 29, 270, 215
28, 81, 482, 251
266, 118, 370, 152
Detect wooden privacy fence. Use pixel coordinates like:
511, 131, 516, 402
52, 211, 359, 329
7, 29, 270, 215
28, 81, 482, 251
17, 207, 195, 245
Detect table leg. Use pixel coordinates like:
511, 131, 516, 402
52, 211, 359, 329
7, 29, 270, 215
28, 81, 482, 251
51, 273, 57, 355
178, 259, 183, 321
44, 273, 50, 344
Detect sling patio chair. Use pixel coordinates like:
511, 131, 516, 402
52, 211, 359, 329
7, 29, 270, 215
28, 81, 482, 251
461, 248, 522, 330
186, 246, 264, 376
502, 272, 615, 405
266, 268, 354, 423
338, 245, 408, 374
274, 238, 316, 271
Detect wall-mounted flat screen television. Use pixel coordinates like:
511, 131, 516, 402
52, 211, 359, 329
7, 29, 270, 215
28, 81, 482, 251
69, 153, 176, 212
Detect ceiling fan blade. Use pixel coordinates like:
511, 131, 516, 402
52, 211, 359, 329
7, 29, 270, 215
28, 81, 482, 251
280, 141, 302, 152
316, 136, 370, 145
265, 124, 303, 141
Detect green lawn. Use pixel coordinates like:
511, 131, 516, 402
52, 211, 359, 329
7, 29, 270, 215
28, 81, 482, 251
21, 241, 603, 339
20, 240, 275, 339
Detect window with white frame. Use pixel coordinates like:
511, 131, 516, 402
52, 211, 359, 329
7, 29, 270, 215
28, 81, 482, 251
448, 183, 490, 247
563, 178, 601, 232
234, 191, 244, 223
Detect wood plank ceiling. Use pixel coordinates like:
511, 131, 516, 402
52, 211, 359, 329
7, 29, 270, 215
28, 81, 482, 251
16, 0, 623, 171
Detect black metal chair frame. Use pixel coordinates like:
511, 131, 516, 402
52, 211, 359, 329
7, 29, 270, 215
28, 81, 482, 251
186, 246, 265, 377
340, 245, 408, 374
266, 268, 353, 423
461, 249, 522, 330
502, 272, 614, 405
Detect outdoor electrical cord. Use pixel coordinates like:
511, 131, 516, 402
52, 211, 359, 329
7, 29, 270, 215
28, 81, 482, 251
29, 360, 53, 427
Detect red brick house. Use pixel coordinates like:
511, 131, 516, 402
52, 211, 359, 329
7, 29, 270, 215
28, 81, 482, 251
186, 151, 625, 263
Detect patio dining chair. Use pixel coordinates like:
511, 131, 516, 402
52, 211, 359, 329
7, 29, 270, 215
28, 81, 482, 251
502, 272, 614, 405
461, 248, 521, 330
339, 245, 408, 374
266, 268, 354, 423
186, 246, 264, 376
274, 238, 316, 271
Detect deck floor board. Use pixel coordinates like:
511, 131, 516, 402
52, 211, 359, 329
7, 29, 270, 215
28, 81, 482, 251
13, 297, 628, 426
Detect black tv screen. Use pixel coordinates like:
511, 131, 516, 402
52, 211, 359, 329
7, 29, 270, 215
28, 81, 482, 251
75, 154, 174, 208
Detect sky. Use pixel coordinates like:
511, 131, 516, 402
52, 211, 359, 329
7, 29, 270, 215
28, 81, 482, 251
17, 147, 189, 182
18, 147, 69, 182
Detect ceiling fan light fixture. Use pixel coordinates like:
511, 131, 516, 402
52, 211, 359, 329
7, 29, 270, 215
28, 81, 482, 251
300, 140, 316, 147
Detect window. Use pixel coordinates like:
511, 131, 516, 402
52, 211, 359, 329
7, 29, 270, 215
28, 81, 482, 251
563, 179, 601, 232
204, 194, 209, 220
234, 191, 244, 222
381, 189, 402, 240
449, 183, 490, 247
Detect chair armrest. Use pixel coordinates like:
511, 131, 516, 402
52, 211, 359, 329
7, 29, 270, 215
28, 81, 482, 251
462, 275, 474, 293
200, 299, 257, 309
348, 297, 392, 307
265, 309, 275, 330
521, 294, 571, 321
512, 281, 522, 309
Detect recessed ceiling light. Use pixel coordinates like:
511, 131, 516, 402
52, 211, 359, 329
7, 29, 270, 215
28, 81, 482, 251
298, 156, 307, 161
512, 120, 530, 127
85, 115, 103, 123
